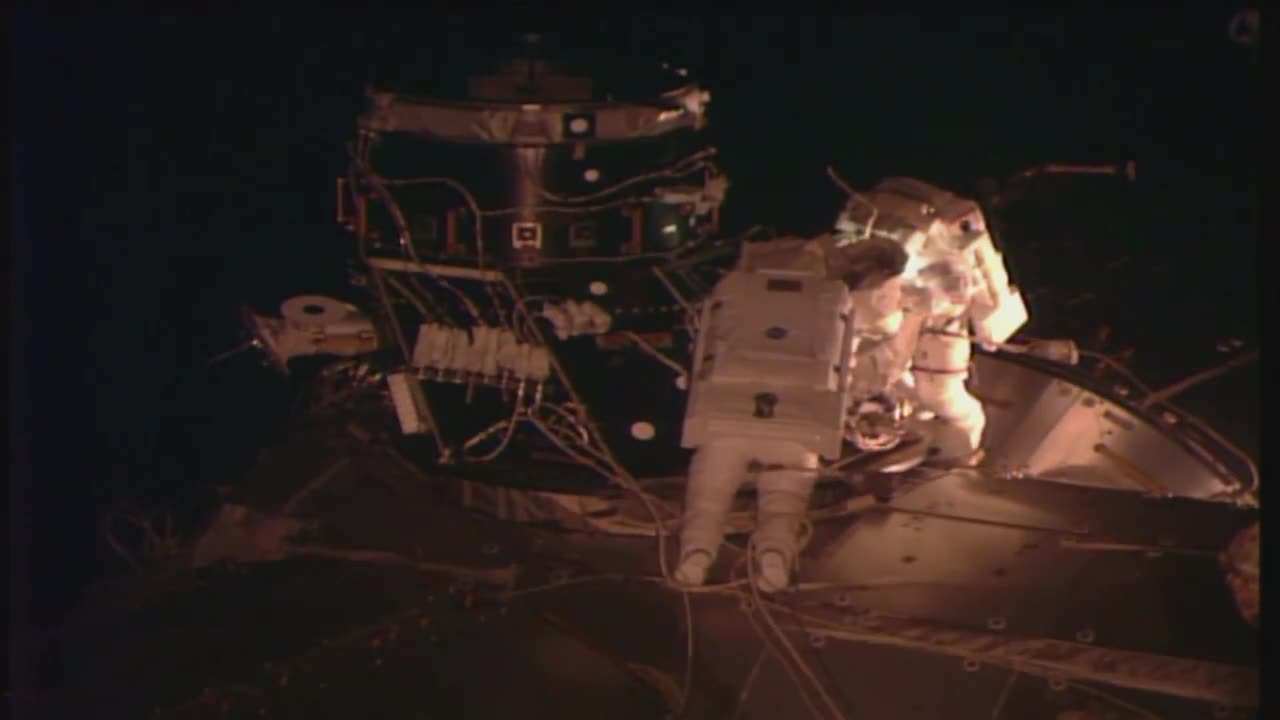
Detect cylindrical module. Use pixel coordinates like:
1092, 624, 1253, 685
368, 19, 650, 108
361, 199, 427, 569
355, 57, 722, 268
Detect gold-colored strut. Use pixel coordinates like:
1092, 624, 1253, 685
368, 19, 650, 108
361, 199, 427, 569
1093, 443, 1170, 496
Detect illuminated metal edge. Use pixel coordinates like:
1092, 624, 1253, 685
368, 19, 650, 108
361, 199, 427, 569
359, 87, 705, 143
785, 608, 1256, 707
970, 350, 1253, 502
804, 469, 1255, 644
364, 83, 707, 115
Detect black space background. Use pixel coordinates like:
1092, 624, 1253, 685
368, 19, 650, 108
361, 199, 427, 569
10, 10, 1260, 627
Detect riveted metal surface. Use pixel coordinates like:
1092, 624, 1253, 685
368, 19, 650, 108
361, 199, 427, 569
803, 479, 1257, 667
972, 354, 1240, 499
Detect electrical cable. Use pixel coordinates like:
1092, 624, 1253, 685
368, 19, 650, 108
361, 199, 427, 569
1074, 349, 1155, 397
206, 340, 259, 367
1141, 351, 1258, 408
730, 647, 770, 720
462, 384, 528, 462
746, 537, 850, 720
372, 173, 487, 267
384, 274, 448, 326
827, 166, 879, 242
622, 331, 689, 380
740, 596, 827, 720
531, 148, 717, 205
1064, 681, 1166, 720
362, 168, 485, 323
728, 556, 833, 719
789, 592, 857, 720
652, 266, 701, 335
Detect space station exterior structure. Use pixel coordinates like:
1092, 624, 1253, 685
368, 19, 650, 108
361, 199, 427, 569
198, 39, 1261, 720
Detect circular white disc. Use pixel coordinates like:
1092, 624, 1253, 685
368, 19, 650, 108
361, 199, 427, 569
280, 295, 352, 326
630, 421, 656, 441
583, 168, 601, 183
588, 281, 608, 296
675, 375, 688, 390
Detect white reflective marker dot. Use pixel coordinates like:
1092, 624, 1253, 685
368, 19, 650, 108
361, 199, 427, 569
569, 118, 591, 134
675, 375, 688, 390
588, 281, 608, 296
631, 421, 656, 441
583, 168, 601, 183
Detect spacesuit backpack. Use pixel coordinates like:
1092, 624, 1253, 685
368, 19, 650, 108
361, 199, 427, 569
681, 239, 855, 460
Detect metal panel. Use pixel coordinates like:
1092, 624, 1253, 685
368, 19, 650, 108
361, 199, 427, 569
972, 354, 1238, 499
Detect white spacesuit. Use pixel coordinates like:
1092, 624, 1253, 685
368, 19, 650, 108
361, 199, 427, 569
672, 179, 1026, 591
676, 237, 857, 592
833, 178, 1028, 460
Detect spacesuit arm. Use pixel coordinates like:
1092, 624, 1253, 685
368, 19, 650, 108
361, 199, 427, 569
966, 234, 1027, 349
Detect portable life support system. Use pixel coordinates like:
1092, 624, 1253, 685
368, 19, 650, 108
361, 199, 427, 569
681, 238, 856, 460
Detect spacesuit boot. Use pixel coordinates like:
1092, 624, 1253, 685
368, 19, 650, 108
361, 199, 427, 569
677, 438, 819, 590
676, 439, 750, 586
751, 443, 821, 593
911, 320, 986, 462
756, 551, 790, 594
674, 550, 714, 586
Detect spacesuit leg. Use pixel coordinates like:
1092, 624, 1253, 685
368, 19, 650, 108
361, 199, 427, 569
677, 438, 750, 586
752, 442, 820, 592
912, 320, 985, 457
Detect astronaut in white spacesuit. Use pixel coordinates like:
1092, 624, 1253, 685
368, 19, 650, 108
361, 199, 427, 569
672, 178, 1026, 592
833, 178, 1028, 460
674, 236, 905, 592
